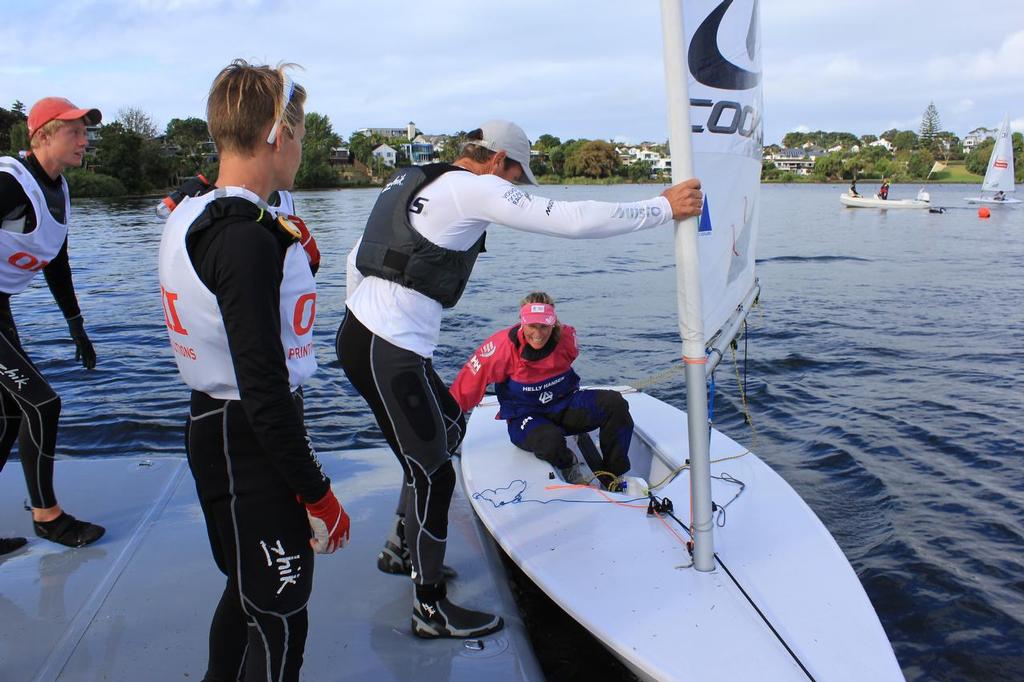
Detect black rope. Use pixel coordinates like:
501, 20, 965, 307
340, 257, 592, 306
651, 494, 817, 682
743, 321, 749, 400
710, 472, 745, 527
715, 554, 818, 682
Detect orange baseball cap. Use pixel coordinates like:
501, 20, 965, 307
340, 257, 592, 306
27, 97, 102, 138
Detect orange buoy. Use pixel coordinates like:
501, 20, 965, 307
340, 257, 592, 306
978, 207, 991, 219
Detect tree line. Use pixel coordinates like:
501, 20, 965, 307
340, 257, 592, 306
4, 99, 1020, 194
765, 102, 1024, 183
1, 100, 664, 197
0, 102, 357, 197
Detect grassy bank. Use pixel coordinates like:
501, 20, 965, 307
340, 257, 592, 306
928, 161, 983, 182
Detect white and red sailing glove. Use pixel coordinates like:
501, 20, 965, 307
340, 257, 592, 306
302, 488, 350, 554
286, 214, 321, 274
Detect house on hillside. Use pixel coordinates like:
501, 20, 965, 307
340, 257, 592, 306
371, 143, 397, 167
766, 148, 816, 175
356, 122, 421, 141
329, 147, 352, 166
869, 138, 894, 152
420, 134, 451, 154
85, 125, 102, 155
400, 134, 435, 165
962, 128, 995, 154
613, 145, 670, 177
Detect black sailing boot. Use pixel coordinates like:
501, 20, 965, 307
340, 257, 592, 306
412, 581, 503, 639
378, 516, 458, 579
0, 537, 27, 556
377, 515, 410, 574
33, 512, 104, 548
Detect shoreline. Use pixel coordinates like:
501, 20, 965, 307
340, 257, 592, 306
79, 177, 991, 200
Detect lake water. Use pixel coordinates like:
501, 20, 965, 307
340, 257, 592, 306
10, 182, 1023, 681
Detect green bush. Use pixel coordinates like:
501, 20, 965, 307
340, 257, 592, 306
65, 169, 126, 197
906, 150, 936, 179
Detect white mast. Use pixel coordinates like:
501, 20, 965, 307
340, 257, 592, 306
660, 0, 714, 572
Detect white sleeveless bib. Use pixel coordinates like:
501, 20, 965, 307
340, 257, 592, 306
158, 187, 317, 399
0, 156, 71, 294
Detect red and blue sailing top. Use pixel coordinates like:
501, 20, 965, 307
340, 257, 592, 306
451, 324, 580, 420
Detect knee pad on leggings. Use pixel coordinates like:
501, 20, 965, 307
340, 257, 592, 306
37, 394, 62, 427
445, 411, 466, 456
418, 460, 455, 538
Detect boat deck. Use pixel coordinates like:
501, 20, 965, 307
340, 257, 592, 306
0, 449, 541, 681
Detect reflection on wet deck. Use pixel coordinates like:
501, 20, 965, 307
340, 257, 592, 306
0, 450, 540, 681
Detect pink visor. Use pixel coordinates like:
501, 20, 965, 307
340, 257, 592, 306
520, 303, 556, 326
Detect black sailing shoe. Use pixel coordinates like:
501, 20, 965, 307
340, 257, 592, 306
0, 537, 27, 555
33, 512, 105, 548
377, 517, 457, 579
412, 582, 504, 639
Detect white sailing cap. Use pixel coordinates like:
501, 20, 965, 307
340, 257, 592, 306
477, 120, 538, 185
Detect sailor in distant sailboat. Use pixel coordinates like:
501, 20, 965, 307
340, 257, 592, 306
0, 97, 106, 552
451, 292, 632, 490
993, 191, 1006, 202
337, 120, 702, 639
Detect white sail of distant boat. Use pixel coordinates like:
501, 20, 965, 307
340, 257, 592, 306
965, 114, 1021, 204
459, 1, 905, 679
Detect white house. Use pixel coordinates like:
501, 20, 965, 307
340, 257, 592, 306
962, 128, 995, 154
371, 143, 397, 167
869, 138, 894, 152
767, 148, 816, 175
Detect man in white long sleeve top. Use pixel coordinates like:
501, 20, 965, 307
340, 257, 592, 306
336, 120, 702, 639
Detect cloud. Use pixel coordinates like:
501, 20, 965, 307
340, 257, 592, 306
952, 99, 975, 115
927, 29, 1024, 81
1, 0, 1022, 144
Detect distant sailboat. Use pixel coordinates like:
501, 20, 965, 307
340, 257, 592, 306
965, 115, 1021, 205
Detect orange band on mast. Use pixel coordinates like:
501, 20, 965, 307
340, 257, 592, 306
683, 356, 707, 365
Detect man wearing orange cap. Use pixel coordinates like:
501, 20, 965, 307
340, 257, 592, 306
0, 97, 105, 553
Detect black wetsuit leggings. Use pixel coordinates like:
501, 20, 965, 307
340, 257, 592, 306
0, 296, 60, 509
187, 390, 314, 682
336, 310, 465, 587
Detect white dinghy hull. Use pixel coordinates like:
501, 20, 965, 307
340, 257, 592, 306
963, 196, 1021, 205
461, 390, 904, 682
839, 193, 930, 209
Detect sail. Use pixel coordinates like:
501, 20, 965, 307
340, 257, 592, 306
685, 0, 763, 350
661, 0, 763, 572
982, 115, 1015, 193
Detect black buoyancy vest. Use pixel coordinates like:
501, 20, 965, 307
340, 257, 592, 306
355, 163, 486, 309
186, 196, 299, 264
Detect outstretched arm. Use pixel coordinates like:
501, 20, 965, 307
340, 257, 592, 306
455, 174, 702, 239
450, 329, 514, 412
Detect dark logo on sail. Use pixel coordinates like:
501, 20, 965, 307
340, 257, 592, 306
689, 0, 761, 91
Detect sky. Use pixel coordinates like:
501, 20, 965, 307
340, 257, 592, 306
1, 0, 1022, 146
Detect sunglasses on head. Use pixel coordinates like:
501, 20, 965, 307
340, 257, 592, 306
266, 73, 296, 145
